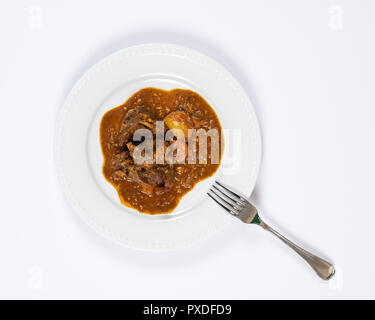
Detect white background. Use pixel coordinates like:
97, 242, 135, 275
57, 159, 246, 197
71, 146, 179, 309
0, 0, 374, 299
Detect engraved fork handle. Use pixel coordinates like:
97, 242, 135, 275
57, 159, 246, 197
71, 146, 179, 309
259, 221, 335, 280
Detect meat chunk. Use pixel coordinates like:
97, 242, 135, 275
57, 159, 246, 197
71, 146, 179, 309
112, 163, 174, 196
118, 109, 153, 146
192, 116, 209, 128
137, 168, 165, 186
140, 183, 154, 196
110, 151, 131, 170
164, 175, 175, 188
126, 142, 136, 159
118, 112, 139, 145
112, 170, 127, 182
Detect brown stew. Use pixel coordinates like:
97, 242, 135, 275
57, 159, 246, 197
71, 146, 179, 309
99, 88, 222, 214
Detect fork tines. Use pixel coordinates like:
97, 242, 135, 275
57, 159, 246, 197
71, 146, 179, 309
207, 180, 246, 215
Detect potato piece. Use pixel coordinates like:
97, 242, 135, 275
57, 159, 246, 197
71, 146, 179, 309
164, 111, 193, 138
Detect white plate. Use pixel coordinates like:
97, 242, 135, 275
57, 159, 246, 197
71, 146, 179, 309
55, 43, 261, 251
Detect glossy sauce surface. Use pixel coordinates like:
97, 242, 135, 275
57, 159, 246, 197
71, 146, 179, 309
100, 88, 222, 214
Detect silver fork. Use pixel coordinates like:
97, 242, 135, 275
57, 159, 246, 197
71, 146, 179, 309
208, 181, 335, 280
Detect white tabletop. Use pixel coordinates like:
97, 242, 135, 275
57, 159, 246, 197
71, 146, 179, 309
1, 0, 374, 299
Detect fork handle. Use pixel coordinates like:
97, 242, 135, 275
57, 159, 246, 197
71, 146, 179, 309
259, 221, 335, 280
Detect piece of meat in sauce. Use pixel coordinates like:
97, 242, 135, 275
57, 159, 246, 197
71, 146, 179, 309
118, 107, 154, 147
111, 108, 195, 196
